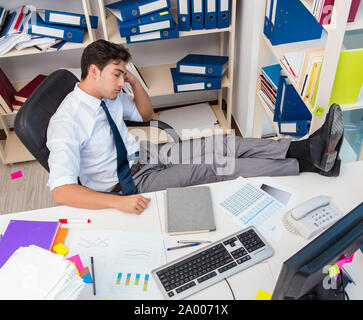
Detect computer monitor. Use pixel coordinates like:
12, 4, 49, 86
272, 202, 363, 300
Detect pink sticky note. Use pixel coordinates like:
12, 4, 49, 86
334, 254, 354, 280
10, 170, 23, 180
66, 254, 84, 272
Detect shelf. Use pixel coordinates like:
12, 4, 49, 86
341, 101, 363, 112
0, 130, 35, 164
0, 30, 92, 58
105, 14, 231, 45
139, 63, 230, 97
128, 104, 232, 144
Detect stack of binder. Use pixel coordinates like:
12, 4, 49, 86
177, 0, 231, 31
170, 54, 228, 93
264, 0, 322, 45
28, 9, 98, 44
106, 0, 179, 44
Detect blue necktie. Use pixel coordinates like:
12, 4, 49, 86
101, 101, 136, 195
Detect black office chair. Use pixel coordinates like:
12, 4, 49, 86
14, 69, 181, 174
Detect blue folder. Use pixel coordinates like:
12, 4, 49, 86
204, 0, 217, 29
126, 24, 179, 43
278, 120, 310, 135
28, 12, 84, 43
177, 0, 191, 31
217, 0, 230, 29
261, 64, 281, 91
263, 0, 273, 39
268, 0, 322, 45
106, 0, 171, 22
170, 68, 221, 93
191, 0, 204, 30
274, 75, 311, 135
116, 9, 174, 37
42, 10, 98, 29
177, 54, 228, 77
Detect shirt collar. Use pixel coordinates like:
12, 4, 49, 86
74, 83, 103, 111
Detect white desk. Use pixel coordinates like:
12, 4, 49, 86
0, 162, 362, 300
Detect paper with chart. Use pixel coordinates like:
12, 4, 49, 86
66, 230, 164, 299
213, 177, 294, 240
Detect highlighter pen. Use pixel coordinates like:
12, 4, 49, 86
167, 243, 200, 251
59, 219, 91, 224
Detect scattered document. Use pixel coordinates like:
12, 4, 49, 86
0, 245, 85, 299
66, 230, 164, 299
212, 177, 301, 241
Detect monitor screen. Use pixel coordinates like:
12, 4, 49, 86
272, 202, 363, 300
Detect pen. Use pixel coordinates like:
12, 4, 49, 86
90, 256, 96, 295
341, 267, 356, 285
283, 57, 297, 78
167, 243, 200, 251
59, 219, 91, 224
177, 240, 212, 244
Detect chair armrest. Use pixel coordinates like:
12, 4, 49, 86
124, 119, 181, 143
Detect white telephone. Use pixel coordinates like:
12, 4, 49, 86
283, 195, 343, 239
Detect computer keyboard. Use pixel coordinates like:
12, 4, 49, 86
151, 227, 274, 300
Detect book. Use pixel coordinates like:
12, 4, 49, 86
165, 186, 216, 235
14, 74, 47, 102
0, 67, 16, 113
0, 219, 60, 268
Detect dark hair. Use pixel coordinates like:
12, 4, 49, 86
80, 39, 131, 79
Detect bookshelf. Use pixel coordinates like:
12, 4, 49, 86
0, 0, 97, 164
97, 0, 237, 139
253, 0, 363, 160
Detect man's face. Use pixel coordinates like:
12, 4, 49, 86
95, 60, 127, 100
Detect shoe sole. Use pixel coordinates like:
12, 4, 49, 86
320, 105, 344, 172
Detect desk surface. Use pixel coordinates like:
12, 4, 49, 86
0, 161, 362, 300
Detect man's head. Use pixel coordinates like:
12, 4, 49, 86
80, 39, 132, 100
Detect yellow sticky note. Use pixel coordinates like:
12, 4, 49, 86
329, 264, 340, 278
254, 289, 272, 300
313, 106, 325, 116
159, 11, 168, 15
53, 242, 69, 255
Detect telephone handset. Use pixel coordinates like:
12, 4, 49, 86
283, 195, 343, 239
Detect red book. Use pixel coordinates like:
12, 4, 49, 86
0, 68, 16, 113
14, 74, 47, 102
348, 0, 361, 23
12, 99, 24, 111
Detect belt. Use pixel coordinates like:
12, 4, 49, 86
111, 161, 143, 193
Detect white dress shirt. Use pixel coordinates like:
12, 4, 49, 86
46, 83, 142, 192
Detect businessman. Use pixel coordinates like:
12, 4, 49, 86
47, 40, 344, 215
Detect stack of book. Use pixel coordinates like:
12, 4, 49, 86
0, 5, 98, 55
311, 0, 361, 25
259, 64, 281, 113
0, 67, 46, 114
106, 0, 179, 44
170, 54, 228, 93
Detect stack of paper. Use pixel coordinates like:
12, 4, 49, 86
0, 245, 85, 300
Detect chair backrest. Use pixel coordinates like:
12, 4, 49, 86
14, 69, 78, 172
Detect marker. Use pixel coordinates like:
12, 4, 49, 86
177, 240, 212, 244
59, 219, 91, 224
90, 256, 96, 295
167, 243, 200, 251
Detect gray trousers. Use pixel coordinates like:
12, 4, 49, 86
132, 135, 299, 193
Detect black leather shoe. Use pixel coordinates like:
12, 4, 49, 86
319, 157, 341, 177
309, 104, 344, 172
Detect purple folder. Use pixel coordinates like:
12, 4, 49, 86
0, 220, 60, 268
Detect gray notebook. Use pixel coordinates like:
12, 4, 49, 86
166, 186, 216, 235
